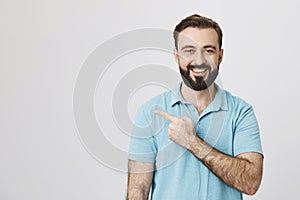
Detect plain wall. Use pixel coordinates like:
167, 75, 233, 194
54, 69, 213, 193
1, 0, 300, 199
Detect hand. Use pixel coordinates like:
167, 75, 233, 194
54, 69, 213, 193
154, 110, 197, 149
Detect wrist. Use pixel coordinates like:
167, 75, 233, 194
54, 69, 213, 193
188, 136, 212, 160
187, 135, 202, 153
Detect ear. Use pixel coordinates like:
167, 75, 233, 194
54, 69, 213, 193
173, 48, 179, 64
218, 49, 224, 64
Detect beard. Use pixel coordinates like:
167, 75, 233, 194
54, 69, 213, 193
179, 62, 219, 91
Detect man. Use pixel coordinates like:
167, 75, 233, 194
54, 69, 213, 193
127, 14, 263, 200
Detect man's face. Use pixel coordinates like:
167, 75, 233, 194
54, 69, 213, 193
174, 27, 223, 91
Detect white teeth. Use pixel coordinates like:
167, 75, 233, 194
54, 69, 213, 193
192, 68, 206, 73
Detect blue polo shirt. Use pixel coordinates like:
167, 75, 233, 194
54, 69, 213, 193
129, 83, 263, 200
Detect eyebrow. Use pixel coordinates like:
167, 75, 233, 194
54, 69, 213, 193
181, 44, 217, 51
181, 45, 196, 50
203, 45, 217, 50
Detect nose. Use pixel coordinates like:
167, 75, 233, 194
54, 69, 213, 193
193, 50, 207, 65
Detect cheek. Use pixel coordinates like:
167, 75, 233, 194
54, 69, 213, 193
207, 56, 220, 68
178, 59, 190, 69
177, 53, 192, 64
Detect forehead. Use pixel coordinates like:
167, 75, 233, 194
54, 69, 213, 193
177, 27, 219, 49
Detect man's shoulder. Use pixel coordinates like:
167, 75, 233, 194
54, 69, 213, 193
223, 89, 253, 110
222, 89, 257, 127
140, 89, 175, 109
133, 89, 175, 122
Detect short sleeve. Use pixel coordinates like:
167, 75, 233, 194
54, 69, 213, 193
233, 106, 263, 157
128, 105, 157, 163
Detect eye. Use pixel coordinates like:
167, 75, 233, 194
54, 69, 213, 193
183, 49, 195, 54
205, 49, 215, 54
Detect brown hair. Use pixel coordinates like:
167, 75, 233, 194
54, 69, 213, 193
173, 14, 223, 50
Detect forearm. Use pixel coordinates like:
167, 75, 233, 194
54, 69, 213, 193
127, 160, 153, 200
127, 175, 151, 200
127, 187, 149, 200
188, 136, 263, 195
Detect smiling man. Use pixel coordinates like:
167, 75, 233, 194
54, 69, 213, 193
127, 14, 263, 200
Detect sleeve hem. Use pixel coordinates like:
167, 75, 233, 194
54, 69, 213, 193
234, 149, 264, 158
128, 154, 156, 163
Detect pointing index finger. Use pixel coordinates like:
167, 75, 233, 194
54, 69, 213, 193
154, 110, 179, 122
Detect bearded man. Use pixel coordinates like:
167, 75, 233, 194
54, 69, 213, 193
127, 14, 264, 200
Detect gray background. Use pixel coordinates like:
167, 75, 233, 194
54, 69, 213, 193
1, 0, 299, 199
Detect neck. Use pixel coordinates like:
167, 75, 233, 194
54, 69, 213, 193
181, 83, 217, 113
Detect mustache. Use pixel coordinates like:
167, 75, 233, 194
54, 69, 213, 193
187, 63, 211, 71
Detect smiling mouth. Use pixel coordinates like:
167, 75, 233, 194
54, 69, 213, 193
190, 67, 208, 76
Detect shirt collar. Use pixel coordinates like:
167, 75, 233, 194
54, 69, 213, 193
169, 82, 186, 106
170, 82, 228, 111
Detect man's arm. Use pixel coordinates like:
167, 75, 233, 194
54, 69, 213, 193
154, 110, 263, 195
189, 137, 263, 195
127, 160, 154, 200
